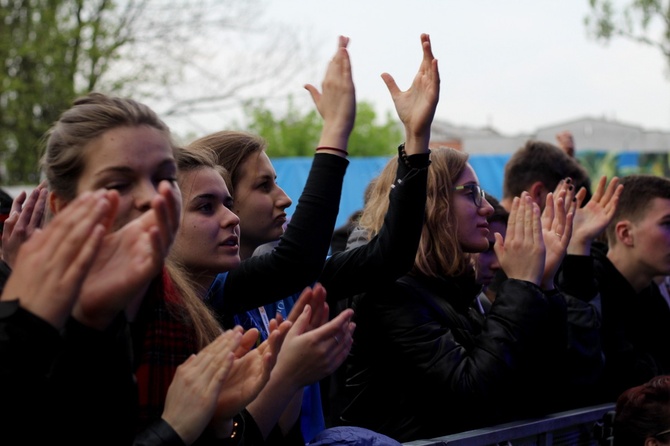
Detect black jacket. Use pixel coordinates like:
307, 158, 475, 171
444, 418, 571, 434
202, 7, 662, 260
342, 273, 570, 442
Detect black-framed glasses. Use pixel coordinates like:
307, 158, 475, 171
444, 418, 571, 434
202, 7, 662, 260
453, 184, 486, 208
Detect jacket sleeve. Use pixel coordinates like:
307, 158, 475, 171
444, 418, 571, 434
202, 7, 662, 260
407, 280, 553, 395
319, 151, 430, 302
49, 313, 139, 445
210, 153, 348, 316
134, 419, 187, 446
0, 300, 62, 444
556, 254, 605, 386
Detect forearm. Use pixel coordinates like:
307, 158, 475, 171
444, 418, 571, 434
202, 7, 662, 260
219, 154, 348, 314
320, 150, 429, 300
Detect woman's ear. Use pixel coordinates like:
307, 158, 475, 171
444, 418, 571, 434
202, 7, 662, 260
48, 191, 67, 215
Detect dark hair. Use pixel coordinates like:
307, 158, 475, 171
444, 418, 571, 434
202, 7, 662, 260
613, 375, 670, 445
503, 140, 591, 203
485, 192, 508, 226
606, 174, 670, 246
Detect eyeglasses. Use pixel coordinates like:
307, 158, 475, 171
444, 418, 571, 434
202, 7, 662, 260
655, 428, 670, 438
453, 184, 486, 208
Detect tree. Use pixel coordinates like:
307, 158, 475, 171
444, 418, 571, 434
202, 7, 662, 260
242, 97, 403, 157
585, 0, 670, 71
0, 0, 309, 184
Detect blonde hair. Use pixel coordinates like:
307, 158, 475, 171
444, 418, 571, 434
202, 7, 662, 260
359, 147, 471, 278
41, 92, 175, 201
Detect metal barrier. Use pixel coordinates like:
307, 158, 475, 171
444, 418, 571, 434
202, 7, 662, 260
402, 403, 616, 446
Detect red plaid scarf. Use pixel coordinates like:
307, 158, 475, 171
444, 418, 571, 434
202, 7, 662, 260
133, 268, 199, 431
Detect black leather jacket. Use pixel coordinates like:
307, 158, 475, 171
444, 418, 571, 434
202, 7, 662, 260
342, 272, 577, 442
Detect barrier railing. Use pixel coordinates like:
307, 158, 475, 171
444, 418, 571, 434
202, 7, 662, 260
402, 403, 615, 446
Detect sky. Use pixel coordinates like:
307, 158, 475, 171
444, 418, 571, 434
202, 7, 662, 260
164, 0, 670, 138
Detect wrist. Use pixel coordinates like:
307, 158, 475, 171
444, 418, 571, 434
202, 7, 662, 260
567, 238, 592, 256
318, 126, 351, 150
316, 146, 348, 157
402, 133, 431, 155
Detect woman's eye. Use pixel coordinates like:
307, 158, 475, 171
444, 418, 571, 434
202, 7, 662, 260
106, 183, 129, 192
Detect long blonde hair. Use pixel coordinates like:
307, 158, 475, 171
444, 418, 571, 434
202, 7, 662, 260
359, 147, 471, 278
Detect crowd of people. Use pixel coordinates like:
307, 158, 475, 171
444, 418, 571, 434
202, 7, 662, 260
1, 32, 670, 446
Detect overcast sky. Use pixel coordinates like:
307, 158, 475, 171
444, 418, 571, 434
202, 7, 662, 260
162, 0, 670, 139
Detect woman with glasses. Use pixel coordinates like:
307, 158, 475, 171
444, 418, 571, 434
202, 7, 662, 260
340, 146, 581, 442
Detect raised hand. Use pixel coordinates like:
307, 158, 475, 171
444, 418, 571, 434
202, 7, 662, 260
2, 182, 48, 268
540, 189, 575, 289
73, 181, 180, 329
276, 299, 355, 389
161, 330, 242, 445
568, 175, 622, 255
211, 322, 291, 423
305, 35, 356, 152
0, 190, 110, 329
246, 283, 355, 438
383, 33, 440, 154
494, 193, 545, 286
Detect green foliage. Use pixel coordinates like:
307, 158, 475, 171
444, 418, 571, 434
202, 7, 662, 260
0, 0, 124, 184
242, 98, 402, 157
584, 0, 670, 71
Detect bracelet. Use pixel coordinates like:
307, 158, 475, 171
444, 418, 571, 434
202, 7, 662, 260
316, 146, 349, 156
398, 143, 431, 169
398, 143, 411, 168
217, 415, 243, 445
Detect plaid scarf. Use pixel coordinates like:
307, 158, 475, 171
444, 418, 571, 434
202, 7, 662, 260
132, 268, 199, 431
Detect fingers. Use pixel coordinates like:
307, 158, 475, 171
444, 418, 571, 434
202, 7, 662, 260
9, 190, 26, 216
591, 175, 607, 203
601, 176, 621, 206
381, 72, 400, 98
99, 190, 120, 231
506, 196, 520, 242
492, 231, 505, 259
304, 84, 321, 105
541, 192, 555, 230
420, 33, 435, 63
310, 282, 328, 327
287, 286, 313, 323
338, 35, 349, 49
31, 187, 48, 229
531, 199, 542, 246
236, 328, 260, 358
198, 330, 242, 387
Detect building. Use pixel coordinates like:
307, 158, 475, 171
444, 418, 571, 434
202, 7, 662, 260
430, 116, 670, 154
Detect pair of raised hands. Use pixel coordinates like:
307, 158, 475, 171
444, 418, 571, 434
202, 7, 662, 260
493, 175, 622, 289
0, 181, 179, 330
165, 282, 355, 444
305, 33, 440, 157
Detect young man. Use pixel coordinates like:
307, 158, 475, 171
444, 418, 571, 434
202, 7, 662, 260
593, 174, 670, 401
501, 139, 591, 211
